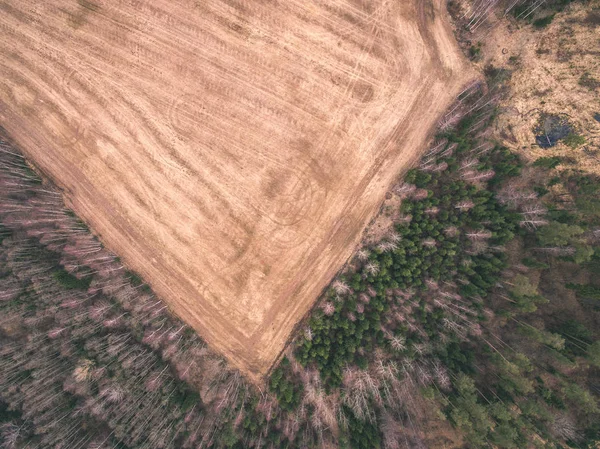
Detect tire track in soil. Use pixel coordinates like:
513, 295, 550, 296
0, 0, 475, 382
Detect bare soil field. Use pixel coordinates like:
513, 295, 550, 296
0, 0, 472, 381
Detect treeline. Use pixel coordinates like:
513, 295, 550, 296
272, 64, 599, 448
510, 0, 585, 28
0, 135, 320, 449
2, 61, 598, 449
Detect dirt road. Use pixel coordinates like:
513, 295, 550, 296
0, 0, 473, 381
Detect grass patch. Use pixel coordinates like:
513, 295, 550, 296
533, 156, 562, 169
469, 43, 482, 61
563, 132, 586, 149
533, 14, 555, 28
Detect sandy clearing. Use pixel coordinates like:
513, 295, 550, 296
0, 0, 473, 381
481, 3, 600, 176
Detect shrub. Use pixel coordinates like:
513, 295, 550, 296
579, 72, 600, 90
533, 156, 562, 169
469, 43, 482, 60
533, 14, 555, 28
344, 407, 381, 449
566, 283, 600, 300
269, 361, 303, 411
563, 132, 586, 149
536, 221, 584, 246
53, 269, 92, 290
588, 341, 600, 367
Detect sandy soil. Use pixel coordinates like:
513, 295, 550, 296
0, 0, 472, 381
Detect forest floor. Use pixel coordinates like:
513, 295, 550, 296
468, 1, 600, 175
0, 0, 473, 381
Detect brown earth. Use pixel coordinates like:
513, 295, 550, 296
0, 0, 473, 381
465, 0, 600, 175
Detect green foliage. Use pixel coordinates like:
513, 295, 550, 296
125, 270, 145, 286
536, 221, 584, 246
448, 374, 493, 447
52, 268, 92, 290
480, 146, 523, 183
511, 2, 530, 18
533, 156, 562, 169
507, 274, 548, 313
573, 244, 595, 263
587, 341, 600, 367
563, 132, 586, 149
515, 293, 548, 313
551, 319, 593, 357
519, 397, 553, 422
511, 274, 538, 297
494, 353, 535, 395
491, 422, 521, 448
269, 359, 303, 411
125, 269, 152, 293
297, 171, 517, 382
536, 379, 566, 410
533, 14, 555, 28
220, 423, 240, 447
572, 173, 600, 196
404, 168, 432, 188
277, 74, 598, 448
566, 283, 600, 300
518, 323, 565, 350
547, 176, 561, 187
513, 0, 578, 21
581, 423, 600, 449
521, 257, 549, 269
585, 250, 600, 275
576, 197, 600, 218
469, 42, 482, 60
566, 173, 600, 222
181, 391, 201, 412
343, 408, 381, 449
297, 123, 520, 384
0, 400, 22, 424
561, 382, 599, 414
438, 341, 476, 374
21, 164, 43, 185
547, 208, 577, 225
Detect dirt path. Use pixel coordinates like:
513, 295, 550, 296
0, 0, 473, 381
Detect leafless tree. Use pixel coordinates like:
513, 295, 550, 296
321, 302, 335, 316
342, 367, 381, 421
551, 414, 582, 442
332, 279, 351, 295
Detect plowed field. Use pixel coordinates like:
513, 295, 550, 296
0, 0, 472, 381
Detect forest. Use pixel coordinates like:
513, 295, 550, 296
282, 64, 599, 448
1, 1, 599, 448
